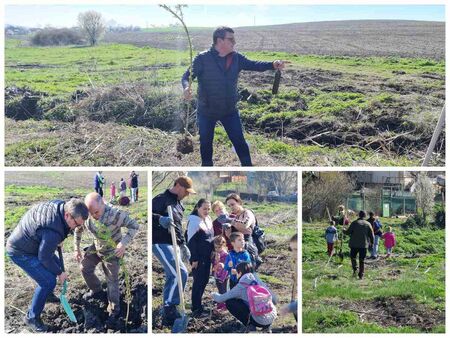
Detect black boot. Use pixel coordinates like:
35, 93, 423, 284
23, 316, 48, 332
162, 305, 181, 327
46, 292, 60, 303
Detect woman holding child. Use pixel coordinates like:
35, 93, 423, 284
224, 193, 262, 268
187, 199, 214, 317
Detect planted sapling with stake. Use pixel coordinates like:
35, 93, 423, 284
159, 4, 195, 154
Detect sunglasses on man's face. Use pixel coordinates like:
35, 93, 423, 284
223, 37, 235, 43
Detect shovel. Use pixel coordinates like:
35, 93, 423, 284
167, 206, 189, 333
57, 246, 77, 323
272, 69, 282, 94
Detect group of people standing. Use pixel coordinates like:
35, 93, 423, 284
94, 171, 139, 204
153, 176, 295, 332
325, 206, 397, 279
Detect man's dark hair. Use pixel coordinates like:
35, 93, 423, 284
369, 211, 374, 217
213, 26, 234, 44
65, 198, 89, 220
236, 262, 253, 277
359, 210, 367, 219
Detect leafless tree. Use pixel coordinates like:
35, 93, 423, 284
302, 172, 354, 221
78, 11, 105, 46
412, 172, 435, 222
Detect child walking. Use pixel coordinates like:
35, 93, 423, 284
382, 226, 396, 258
110, 182, 116, 202
225, 232, 251, 289
211, 235, 229, 311
325, 221, 338, 257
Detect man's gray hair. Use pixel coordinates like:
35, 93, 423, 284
65, 198, 89, 220
213, 26, 234, 44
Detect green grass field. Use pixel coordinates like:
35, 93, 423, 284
302, 218, 445, 333
5, 38, 445, 166
6, 39, 444, 98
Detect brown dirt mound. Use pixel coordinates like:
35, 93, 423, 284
340, 296, 444, 331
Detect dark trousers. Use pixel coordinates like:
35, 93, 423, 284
197, 112, 252, 167
191, 260, 211, 312
327, 242, 335, 256
8, 253, 58, 320
350, 247, 367, 277
216, 278, 228, 294
95, 187, 104, 197
225, 299, 270, 328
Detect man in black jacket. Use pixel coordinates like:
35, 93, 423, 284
182, 26, 287, 167
152, 176, 195, 327
6, 199, 89, 332
343, 210, 374, 279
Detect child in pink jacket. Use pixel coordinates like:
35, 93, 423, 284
382, 226, 396, 257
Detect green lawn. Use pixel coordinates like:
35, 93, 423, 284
302, 219, 445, 333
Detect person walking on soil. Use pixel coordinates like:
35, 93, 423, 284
367, 211, 383, 259
325, 220, 338, 257
94, 171, 105, 197
182, 26, 287, 167
130, 171, 139, 203
119, 178, 127, 197
152, 176, 195, 327
110, 181, 117, 202
6, 199, 89, 332
343, 210, 374, 279
74, 192, 141, 327
382, 226, 396, 258
212, 262, 277, 333
186, 199, 215, 317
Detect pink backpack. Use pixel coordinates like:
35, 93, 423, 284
242, 277, 274, 316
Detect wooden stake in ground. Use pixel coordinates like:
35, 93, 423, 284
422, 104, 445, 166
160, 4, 195, 154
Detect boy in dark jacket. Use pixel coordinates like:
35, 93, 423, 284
225, 232, 251, 288
6, 199, 88, 332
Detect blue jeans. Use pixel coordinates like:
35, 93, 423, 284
153, 244, 188, 307
197, 112, 252, 166
372, 235, 381, 257
7, 253, 57, 319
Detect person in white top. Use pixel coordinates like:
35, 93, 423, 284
187, 198, 214, 317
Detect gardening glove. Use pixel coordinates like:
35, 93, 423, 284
217, 214, 234, 224
221, 223, 232, 231
180, 244, 191, 262
159, 216, 175, 229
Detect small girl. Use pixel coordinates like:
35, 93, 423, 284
324, 221, 338, 257
211, 235, 229, 311
110, 182, 116, 202
382, 226, 396, 258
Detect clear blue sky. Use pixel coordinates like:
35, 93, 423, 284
5, 5, 445, 28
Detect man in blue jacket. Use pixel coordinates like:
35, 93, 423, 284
182, 26, 287, 166
6, 199, 89, 332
